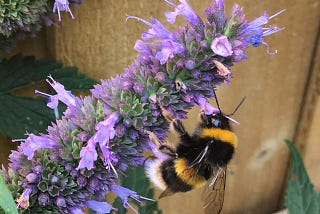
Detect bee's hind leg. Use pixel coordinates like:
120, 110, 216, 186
145, 130, 177, 157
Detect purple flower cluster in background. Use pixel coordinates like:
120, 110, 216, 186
0, 0, 82, 55
2, 0, 284, 213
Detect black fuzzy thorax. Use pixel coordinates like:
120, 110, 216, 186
176, 136, 234, 167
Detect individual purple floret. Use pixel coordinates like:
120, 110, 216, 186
53, 0, 76, 21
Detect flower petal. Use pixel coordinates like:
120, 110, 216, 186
46, 76, 77, 108
211, 35, 233, 57
213, 60, 230, 76
76, 139, 98, 170
21, 134, 58, 160
165, 0, 204, 32
94, 112, 120, 146
86, 200, 116, 213
53, 0, 75, 21
194, 95, 219, 115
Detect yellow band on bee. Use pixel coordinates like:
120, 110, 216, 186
174, 158, 207, 188
200, 128, 238, 148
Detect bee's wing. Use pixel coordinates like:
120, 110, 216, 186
201, 166, 227, 214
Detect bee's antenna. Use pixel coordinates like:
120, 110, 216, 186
213, 89, 222, 114
228, 96, 246, 116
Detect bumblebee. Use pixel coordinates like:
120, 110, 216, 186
145, 92, 245, 213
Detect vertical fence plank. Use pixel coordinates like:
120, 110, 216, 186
295, 31, 320, 191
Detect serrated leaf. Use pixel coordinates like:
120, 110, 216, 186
113, 166, 162, 214
0, 54, 98, 138
0, 55, 38, 92
285, 140, 320, 214
0, 172, 18, 214
0, 54, 98, 92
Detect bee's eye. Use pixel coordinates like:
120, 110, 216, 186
213, 120, 221, 127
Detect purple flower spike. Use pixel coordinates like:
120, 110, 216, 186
246, 26, 285, 54
211, 35, 233, 57
205, 0, 226, 31
155, 40, 185, 64
77, 113, 119, 170
94, 112, 119, 146
100, 145, 118, 176
242, 9, 285, 52
34, 90, 60, 117
38, 193, 50, 206
128, 15, 184, 63
56, 196, 67, 207
53, 0, 75, 22
243, 12, 269, 35
20, 134, 58, 160
127, 16, 173, 41
36, 76, 77, 111
195, 95, 219, 115
94, 113, 120, 175
46, 76, 77, 108
70, 207, 86, 214
16, 188, 32, 209
165, 0, 204, 33
77, 139, 98, 170
134, 40, 152, 55
111, 185, 153, 214
86, 200, 117, 213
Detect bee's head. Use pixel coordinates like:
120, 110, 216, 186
210, 90, 246, 129
211, 113, 231, 130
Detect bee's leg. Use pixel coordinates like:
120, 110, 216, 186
143, 154, 156, 166
161, 107, 192, 144
159, 144, 178, 158
200, 111, 212, 127
160, 105, 175, 122
145, 130, 177, 157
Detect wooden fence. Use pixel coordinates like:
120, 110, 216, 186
1, 0, 319, 213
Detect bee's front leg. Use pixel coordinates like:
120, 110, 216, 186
200, 111, 213, 127
160, 106, 190, 142
145, 130, 177, 157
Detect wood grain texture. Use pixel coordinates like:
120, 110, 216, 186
298, 32, 320, 191
6, 0, 317, 213
5, 30, 53, 60
304, 97, 320, 191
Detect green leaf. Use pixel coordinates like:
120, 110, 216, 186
0, 95, 58, 138
0, 54, 98, 138
0, 55, 40, 93
113, 166, 162, 214
285, 140, 320, 214
0, 172, 18, 214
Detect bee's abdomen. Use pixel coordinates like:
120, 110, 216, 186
160, 158, 193, 192
169, 158, 207, 190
